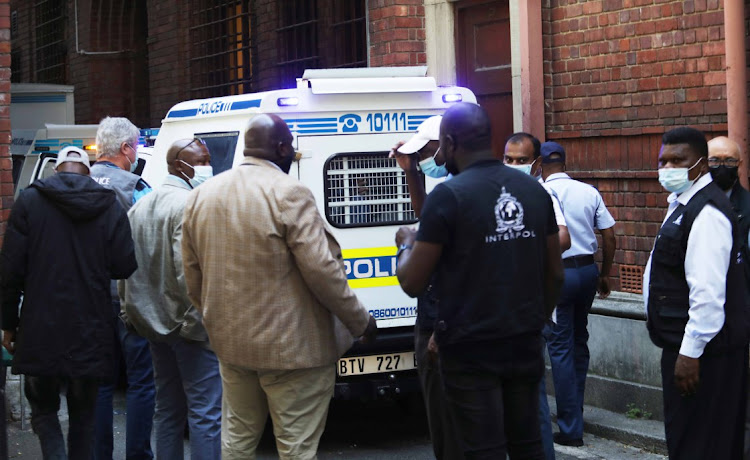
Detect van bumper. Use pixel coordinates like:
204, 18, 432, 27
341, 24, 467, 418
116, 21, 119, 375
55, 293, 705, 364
334, 369, 420, 400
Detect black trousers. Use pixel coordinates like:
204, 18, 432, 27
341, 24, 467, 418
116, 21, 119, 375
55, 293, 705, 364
661, 348, 748, 460
440, 335, 545, 460
415, 325, 463, 460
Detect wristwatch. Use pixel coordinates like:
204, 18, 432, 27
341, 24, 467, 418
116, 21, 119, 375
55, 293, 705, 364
396, 244, 413, 260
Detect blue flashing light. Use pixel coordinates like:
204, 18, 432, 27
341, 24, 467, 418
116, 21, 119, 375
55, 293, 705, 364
277, 97, 299, 107
442, 93, 463, 103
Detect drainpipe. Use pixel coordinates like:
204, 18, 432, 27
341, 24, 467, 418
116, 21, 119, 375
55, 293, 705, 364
724, 0, 749, 189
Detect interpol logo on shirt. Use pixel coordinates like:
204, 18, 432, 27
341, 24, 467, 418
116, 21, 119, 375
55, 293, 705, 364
486, 187, 537, 243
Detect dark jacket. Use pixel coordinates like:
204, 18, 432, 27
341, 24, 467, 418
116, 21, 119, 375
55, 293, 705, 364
0, 172, 137, 379
729, 182, 750, 289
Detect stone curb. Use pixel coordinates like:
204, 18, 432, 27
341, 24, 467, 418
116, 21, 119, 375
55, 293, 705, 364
548, 395, 668, 456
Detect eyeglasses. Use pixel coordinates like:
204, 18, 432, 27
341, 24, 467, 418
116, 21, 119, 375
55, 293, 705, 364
174, 138, 207, 159
707, 157, 740, 168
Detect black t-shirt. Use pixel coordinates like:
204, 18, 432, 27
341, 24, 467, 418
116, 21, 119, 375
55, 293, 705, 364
417, 159, 557, 346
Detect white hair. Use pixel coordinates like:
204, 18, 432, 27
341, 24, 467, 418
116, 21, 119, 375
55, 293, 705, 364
95, 117, 140, 159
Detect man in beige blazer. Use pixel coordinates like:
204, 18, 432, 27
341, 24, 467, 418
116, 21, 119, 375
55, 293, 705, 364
181, 114, 377, 460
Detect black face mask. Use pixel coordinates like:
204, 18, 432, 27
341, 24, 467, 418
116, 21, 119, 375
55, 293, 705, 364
710, 165, 738, 191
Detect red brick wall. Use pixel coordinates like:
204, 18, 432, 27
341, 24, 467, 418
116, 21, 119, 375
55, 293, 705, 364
253, 0, 282, 92
368, 0, 426, 67
0, 0, 11, 241
145, 0, 190, 126
543, 0, 729, 291
544, 0, 727, 135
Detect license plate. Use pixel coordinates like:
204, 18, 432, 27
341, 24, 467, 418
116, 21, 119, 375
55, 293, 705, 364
337, 352, 417, 376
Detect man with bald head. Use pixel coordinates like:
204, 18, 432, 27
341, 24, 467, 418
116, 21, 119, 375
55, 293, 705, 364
181, 114, 376, 459
707, 136, 750, 460
120, 139, 220, 459
397, 103, 564, 459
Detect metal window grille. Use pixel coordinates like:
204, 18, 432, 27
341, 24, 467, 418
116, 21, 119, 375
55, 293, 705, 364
330, 0, 366, 68
34, 0, 66, 84
277, 0, 319, 87
619, 264, 644, 294
190, 0, 253, 99
325, 153, 419, 228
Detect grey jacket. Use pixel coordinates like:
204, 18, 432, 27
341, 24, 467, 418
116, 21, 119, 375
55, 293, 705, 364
120, 175, 208, 343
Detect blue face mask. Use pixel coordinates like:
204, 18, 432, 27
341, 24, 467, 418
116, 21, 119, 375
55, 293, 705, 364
506, 164, 532, 175
658, 158, 702, 194
419, 149, 449, 178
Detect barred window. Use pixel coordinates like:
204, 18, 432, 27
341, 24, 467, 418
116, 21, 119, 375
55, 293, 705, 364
330, 0, 367, 68
34, 0, 66, 84
277, 0, 367, 87
325, 152, 419, 228
277, 0, 319, 88
190, 0, 253, 99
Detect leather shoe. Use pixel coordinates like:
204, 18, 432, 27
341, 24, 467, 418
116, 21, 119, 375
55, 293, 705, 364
553, 433, 583, 447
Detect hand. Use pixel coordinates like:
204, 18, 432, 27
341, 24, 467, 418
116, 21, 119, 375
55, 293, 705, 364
2, 330, 16, 355
427, 332, 439, 364
597, 275, 611, 299
395, 226, 417, 247
389, 142, 418, 173
674, 354, 700, 397
359, 315, 378, 345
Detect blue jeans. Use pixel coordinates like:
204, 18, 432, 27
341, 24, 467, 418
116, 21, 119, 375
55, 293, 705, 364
93, 319, 155, 460
546, 263, 598, 440
25, 376, 98, 460
150, 339, 222, 460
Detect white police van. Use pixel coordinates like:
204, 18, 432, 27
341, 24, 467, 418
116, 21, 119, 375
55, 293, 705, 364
152, 66, 476, 399
13, 124, 160, 198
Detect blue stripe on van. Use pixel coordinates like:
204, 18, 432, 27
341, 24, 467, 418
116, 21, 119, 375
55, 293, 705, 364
230, 100, 261, 110
291, 129, 338, 134
284, 118, 338, 123
13, 95, 67, 103
166, 109, 199, 118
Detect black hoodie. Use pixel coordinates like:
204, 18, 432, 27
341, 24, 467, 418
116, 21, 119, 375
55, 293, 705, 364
0, 172, 137, 379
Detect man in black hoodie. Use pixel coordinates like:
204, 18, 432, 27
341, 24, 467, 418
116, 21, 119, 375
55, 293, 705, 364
0, 147, 137, 460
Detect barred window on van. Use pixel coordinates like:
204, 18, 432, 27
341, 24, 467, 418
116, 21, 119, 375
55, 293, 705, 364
324, 152, 419, 228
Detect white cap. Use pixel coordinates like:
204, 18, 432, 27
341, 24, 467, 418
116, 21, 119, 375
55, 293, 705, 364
55, 146, 91, 171
397, 115, 442, 154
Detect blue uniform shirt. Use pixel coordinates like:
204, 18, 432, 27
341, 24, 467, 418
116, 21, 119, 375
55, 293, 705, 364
544, 172, 615, 258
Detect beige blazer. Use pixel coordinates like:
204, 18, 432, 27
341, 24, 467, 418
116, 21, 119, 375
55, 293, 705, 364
181, 157, 370, 370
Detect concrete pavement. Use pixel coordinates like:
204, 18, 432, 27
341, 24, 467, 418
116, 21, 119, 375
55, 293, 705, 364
6, 390, 667, 459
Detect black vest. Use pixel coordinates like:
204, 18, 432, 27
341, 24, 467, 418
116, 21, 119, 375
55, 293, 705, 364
730, 182, 750, 291
647, 183, 749, 353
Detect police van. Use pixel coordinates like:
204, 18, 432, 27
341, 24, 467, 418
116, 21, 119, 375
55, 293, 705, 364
13, 124, 159, 198
151, 66, 476, 399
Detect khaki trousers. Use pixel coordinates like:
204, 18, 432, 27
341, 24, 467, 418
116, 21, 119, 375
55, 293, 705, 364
219, 362, 335, 460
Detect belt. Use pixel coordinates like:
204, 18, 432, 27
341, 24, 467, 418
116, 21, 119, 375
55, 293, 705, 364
563, 254, 595, 269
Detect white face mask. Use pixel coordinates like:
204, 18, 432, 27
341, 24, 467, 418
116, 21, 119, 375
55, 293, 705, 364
178, 160, 213, 188
658, 158, 702, 194
506, 164, 533, 175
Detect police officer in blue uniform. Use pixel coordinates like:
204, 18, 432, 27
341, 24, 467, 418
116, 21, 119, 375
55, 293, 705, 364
540, 142, 616, 447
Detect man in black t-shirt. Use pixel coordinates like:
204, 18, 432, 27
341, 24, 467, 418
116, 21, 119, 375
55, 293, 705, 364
396, 103, 564, 459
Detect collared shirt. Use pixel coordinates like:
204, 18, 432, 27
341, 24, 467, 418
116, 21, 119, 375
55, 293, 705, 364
120, 174, 208, 343
643, 173, 731, 358
540, 179, 567, 227
544, 172, 615, 258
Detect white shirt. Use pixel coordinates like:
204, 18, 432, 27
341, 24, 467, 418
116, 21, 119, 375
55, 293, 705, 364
544, 173, 615, 258
541, 180, 567, 227
642, 174, 732, 358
